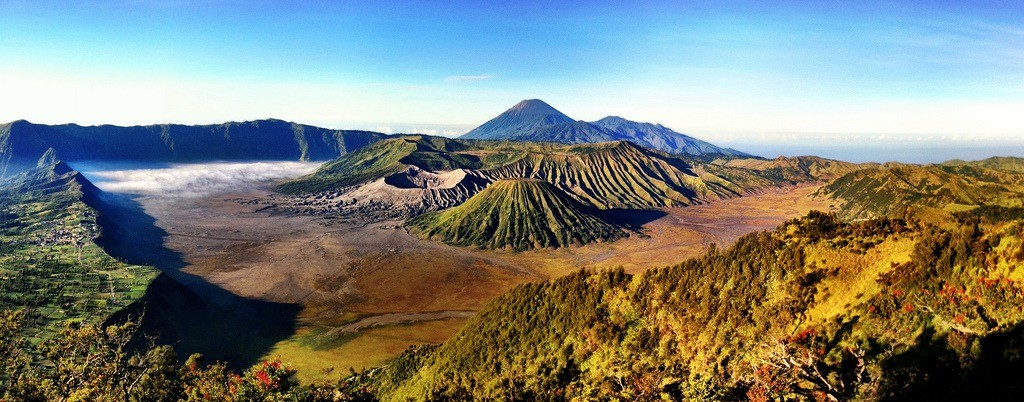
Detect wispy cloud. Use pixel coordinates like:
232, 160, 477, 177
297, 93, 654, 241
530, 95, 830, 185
81, 161, 321, 198
443, 74, 494, 83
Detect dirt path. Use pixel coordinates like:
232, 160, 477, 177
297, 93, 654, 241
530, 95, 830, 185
324, 311, 478, 337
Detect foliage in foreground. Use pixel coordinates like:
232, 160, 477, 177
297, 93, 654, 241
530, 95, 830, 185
0, 311, 375, 401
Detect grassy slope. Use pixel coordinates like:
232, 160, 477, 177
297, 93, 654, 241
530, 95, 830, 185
819, 158, 1024, 220
719, 155, 866, 183
0, 161, 159, 342
278, 136, 508, 194
407, 179, 627, 250
278, 137, 419, 193
477, 141, 775, 209
944, 156, 1024, 174
366, 209, 1024, 401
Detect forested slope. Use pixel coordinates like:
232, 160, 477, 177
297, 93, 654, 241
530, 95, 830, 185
367, 210, 1024, 401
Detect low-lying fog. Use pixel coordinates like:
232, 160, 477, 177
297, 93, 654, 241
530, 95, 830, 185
74, 161, 321, 198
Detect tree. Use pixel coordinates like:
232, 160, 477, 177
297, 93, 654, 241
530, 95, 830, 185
0, 310, 36, 399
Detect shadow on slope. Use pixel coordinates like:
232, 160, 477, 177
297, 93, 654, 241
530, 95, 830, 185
598, 208, 669, 231
878, 323, 1024, 402
95, 192, 300, 370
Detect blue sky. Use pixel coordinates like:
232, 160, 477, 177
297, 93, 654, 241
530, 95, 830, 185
1, 1, 1023, 158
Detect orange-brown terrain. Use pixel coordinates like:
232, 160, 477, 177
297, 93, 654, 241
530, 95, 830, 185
130, 182, 833, 380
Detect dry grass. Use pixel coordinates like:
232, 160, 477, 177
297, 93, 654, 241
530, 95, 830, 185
258, 318, 468, 383
802, 237, 915, 326
493, 183, 835, 276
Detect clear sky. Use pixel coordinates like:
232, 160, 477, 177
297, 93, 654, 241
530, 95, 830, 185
1, 1, 1023, 156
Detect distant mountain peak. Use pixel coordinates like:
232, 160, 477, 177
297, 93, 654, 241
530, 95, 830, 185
598, 115, 665, 129
506, 99, 566, 117
596, 115, 628, 123
37, 148, 58, 168
460, 99, 575, 140
461, 101, 750, 157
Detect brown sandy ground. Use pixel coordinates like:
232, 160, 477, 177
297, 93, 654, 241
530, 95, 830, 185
134, 183, 833, 381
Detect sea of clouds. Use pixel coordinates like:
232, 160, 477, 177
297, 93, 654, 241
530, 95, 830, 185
77, 161, 321, 198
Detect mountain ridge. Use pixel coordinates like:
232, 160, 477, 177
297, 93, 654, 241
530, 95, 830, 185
0, 119, 390, 176
278, 136, 793, 213
460, 99, 749, 156
818, 157, 1024, 220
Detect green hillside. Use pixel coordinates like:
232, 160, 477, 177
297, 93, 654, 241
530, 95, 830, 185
0, 155, 159, 342
277, 136, 495, 193
818, 158, 1024, 220
365, 209, 1024, 400
943, 156, 1024, 174
718, 155, 865, 183
279, 137, 420, 193
407, 179, 627, 250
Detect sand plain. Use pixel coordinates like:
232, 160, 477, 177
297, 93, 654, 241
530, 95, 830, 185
132, 182, 833, 380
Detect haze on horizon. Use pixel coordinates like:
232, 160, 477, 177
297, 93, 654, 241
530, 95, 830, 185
2, 1, 1023, 160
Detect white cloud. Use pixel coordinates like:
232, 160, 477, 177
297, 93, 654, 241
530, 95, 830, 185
333, 123, 472, 137
80, 161, 321, 198
443, 74, 494, 83
405, 127, 471, 136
